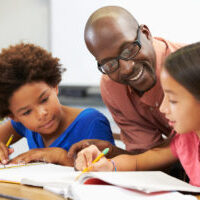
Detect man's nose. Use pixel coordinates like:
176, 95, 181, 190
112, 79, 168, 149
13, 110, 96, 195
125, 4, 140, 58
118, 59, 135, 75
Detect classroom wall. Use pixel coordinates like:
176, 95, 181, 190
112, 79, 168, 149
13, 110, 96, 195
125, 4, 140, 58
51, 0, 200, 86
0, 0, 50, 50
0, 0, 200, 87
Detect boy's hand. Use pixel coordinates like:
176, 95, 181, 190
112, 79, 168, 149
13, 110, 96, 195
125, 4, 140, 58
0, 142, 14, 164
75, 145, 113, 171
9, 147, 74, 166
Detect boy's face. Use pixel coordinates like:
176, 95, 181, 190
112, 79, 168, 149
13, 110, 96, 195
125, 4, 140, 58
9, 82, 63, 135
159, 68, 200, 135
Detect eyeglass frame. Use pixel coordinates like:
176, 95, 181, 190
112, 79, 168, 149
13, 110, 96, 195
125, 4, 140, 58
97, 26, 142, 74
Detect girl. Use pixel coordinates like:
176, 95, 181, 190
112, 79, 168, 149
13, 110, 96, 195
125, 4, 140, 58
75, 42, 200, 186
0, 43, 114, 166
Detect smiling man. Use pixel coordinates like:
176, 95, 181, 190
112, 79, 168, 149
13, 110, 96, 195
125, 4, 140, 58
69, 6, 184, 157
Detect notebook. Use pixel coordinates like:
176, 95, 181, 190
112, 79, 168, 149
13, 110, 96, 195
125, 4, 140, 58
45, 183, 195, 200
0, 162, 75, 186
76, 171, 200, 193
0, 163, 200, 196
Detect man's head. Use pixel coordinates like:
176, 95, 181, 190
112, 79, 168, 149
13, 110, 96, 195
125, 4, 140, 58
85, 6, 157, 93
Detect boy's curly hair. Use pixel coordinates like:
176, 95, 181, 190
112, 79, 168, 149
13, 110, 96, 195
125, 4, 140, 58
0, 43, 65, 118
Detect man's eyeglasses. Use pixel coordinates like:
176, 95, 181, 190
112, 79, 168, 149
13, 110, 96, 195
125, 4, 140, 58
97, 26, 142, 74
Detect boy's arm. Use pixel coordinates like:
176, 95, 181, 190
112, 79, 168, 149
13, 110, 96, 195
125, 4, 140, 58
9, 147, 74, 166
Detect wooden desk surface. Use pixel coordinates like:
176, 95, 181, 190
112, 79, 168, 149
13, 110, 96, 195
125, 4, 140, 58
0, 182, 68, 200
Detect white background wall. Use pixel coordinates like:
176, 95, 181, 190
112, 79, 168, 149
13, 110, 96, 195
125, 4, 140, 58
51, 0, 200, 86
0, 0, 200, 86
0, 0, 50, 50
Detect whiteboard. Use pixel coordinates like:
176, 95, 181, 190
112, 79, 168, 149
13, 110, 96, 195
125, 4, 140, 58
50, 0, 200, 86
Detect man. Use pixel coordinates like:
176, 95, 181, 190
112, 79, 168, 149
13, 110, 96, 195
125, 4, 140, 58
68, 6, 183, 158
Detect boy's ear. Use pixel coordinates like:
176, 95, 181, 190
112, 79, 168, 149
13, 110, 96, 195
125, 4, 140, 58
55, 85, 59, 96
8, 114, 19, 122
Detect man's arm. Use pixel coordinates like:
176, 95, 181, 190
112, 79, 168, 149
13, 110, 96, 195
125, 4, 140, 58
68, 139, 134, 160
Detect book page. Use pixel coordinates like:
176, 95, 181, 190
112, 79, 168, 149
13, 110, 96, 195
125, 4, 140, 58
45, 184, 197, 200
0, 162, 44, 170
79, 171, 200, 193
0, 162, 75, 186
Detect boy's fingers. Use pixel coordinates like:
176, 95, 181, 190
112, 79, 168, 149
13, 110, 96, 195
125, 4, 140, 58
0, 144, 9, 163
8, 148, 14, 154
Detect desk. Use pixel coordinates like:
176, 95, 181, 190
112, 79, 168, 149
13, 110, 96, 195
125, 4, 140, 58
0, 182, 68, 200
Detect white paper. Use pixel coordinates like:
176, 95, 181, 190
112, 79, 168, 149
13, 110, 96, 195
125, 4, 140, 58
0, 162, 75, 185
78, 171, 200, 193
1, 164, 199, 197
45, 183, 197, 200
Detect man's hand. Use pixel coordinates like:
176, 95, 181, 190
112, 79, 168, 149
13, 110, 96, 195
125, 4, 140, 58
9, 147, 74, 166
68, 139, 115, 160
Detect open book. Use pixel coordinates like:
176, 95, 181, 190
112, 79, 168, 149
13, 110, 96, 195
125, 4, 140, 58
77, 171, 200, 193
46, 184, 196, 200
0, 163, 199, 198
0, 162, 75, 187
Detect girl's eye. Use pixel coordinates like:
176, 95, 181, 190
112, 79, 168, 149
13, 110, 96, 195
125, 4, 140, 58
169, 100, 178, 104
41, 97, 49, 103
23, 110, 31, 116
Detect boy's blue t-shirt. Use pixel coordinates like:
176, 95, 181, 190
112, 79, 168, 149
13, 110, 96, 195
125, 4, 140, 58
11, 108, 115, 151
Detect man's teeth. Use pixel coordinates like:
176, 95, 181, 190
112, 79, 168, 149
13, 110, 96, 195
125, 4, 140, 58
129, 68, 143, 81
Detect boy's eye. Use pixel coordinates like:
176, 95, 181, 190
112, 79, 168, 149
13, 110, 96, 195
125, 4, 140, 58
23, 110, 31, 116
41, 97, 49, 103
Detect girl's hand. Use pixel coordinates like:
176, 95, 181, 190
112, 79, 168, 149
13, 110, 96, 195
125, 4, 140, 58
0, 142, 14, 164
75, 145, 114, 171
9, 147, 74, 166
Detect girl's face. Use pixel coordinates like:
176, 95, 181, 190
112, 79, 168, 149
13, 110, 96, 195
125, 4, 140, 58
9, 82, 63, 135
160, 68, 200, 136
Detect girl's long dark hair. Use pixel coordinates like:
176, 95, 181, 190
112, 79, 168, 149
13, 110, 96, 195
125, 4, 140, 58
164, 42, 200, 100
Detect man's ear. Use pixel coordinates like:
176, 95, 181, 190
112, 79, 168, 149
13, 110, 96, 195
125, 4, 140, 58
140, 24, 152, 40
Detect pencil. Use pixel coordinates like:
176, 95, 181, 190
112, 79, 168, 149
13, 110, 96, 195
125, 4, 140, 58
75, 147, 109, 181
0, 134, 14, 163
6, 134, 14, 147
